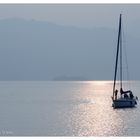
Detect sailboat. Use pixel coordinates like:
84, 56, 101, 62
112, 14, 138, 108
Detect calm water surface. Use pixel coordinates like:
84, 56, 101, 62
0, 81, 139, 136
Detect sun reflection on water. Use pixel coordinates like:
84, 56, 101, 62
64, 81, 130, 136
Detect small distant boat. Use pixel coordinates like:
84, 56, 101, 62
112, 14, 138, 108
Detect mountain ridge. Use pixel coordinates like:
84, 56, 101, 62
0, 18, 139, 80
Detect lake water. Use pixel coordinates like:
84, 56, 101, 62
0, 81, 140, 136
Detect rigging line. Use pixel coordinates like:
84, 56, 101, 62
122, 20, 131, 90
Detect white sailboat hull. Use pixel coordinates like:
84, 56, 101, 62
112, 98, 137, 108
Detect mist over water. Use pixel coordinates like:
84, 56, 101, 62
0, 81, 139, 136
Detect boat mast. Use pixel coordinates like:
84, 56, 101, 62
120, 15, 122, 90
113, 14, 122, 100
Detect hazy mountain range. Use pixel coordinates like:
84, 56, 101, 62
0, 18, 139, 80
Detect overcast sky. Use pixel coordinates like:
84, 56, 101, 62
0, 4, 140, 28
0, 4, 140, 80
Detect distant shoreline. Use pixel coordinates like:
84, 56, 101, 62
53, 76, 87, 81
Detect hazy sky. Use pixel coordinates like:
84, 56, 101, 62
0, 4, 140, 28
0, 4, 140, 80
